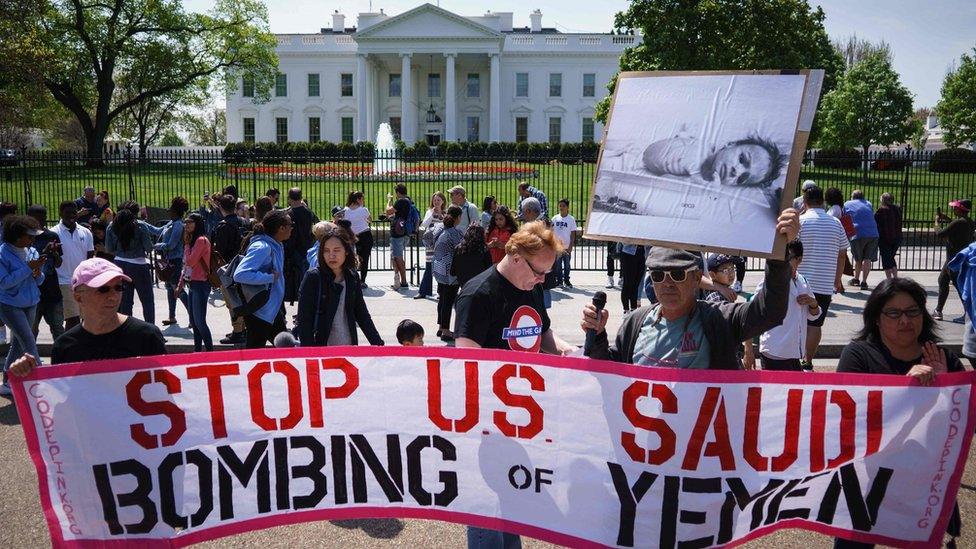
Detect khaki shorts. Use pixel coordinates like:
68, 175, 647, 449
60, 284, 80, 318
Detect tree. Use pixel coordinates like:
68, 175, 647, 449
936, 48, 976, 148
181, 108, 227, 146
596, 0, 845, 126
832, 34, 892, 69
13, 0, 277, 164
160, 130, 185, 147
909, 107, 931, 150
818, 53, 915, 153
0, 0, 60, 133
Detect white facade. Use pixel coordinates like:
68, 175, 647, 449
225, 3, 640, 145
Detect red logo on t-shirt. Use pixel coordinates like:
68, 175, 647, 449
502, 305, 544, 353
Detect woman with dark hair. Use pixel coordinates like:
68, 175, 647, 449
432, 206, 465, 340
176, 213, 213, 351
233, 210, 292, 348
0, 215, 45, 396
253, 196, 274, 224
835, 278, 964, 548
341, 190, 373, 287
838, 278, 963, 377
485, 205, 517, 264
825, 187, 844, 219
297, 224, 383, 346
106, 200, 156, 324
480, 195, 497, 228
96, 190, 114, 223
452, 225, 493, 287
874, 192, 902, 279
156, 197, 191, 326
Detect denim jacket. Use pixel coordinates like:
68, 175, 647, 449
0, 243, 44, 308
153, 219, 185, 260
106, 222, 154, 260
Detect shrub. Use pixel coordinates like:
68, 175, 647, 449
337, 142, 358, 158
355, 140, 375, 159
557, 142, 580, 164
486, 142, 506, 158
401, 145, 415, 161
257, 142, 281, 164
929, 148, 976, 174
413, 141, 431, 159
291, 142, 309, 164
467, 141, 487, 157
811, 148, 862, 169
580, 140, 599, 163
527, 142, 548, 163
514, 142, 530, 162
222, 143, 249, 164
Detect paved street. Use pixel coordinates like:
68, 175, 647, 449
1, 269, 974, 547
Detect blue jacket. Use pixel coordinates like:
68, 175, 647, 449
949, 242, 976, 333
0, 243, 44, 308
153, 219, 185, 260
233, 234, 284, 323
307, 241, 320, 270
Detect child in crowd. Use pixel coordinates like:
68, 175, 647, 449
704, 254, 737, 303
743, 240, 820, 371
550, 199, 578, 287
396, 319, 424, 346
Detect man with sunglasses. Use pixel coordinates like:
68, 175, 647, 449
454, 220, 576, 549
581, 209, 799, 369
8, 258, 166, 376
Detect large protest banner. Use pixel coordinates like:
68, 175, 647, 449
12, 346, 976, 548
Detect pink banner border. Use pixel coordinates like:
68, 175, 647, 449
11, 346, 976, 549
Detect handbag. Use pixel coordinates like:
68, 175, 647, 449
153, 251, 177, 281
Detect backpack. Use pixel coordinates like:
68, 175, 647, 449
405, 202, 421, 234
217, 253, 270, 319
390, 217, 407, 238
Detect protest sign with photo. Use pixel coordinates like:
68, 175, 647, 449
585, 70, 824, 258
12, 346, 974, 548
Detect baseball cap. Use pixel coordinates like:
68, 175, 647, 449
950, 199, 972, 213
71, 258, 132, 290
706, 254, 736, 272
645, 247, 701, 271
801, 180, 816, 191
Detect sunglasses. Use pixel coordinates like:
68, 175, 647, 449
880, 307, 923, 320
523, 256, 551, 278
649, 267, 699, 284
96, 284, 126, 294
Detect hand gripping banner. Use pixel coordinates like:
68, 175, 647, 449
11, 347, 976, 548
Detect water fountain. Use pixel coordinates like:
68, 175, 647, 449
373, 123, 400, 176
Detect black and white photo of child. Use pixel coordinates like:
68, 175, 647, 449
589, 72, 815, 256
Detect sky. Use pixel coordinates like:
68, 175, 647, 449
182, 0, 976, 108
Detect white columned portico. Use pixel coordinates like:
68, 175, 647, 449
400, 53, 415, 144
357, 53, 368, 141
444, 53, 457, 142
365, 60, 374, 141
489, 53, 500, 142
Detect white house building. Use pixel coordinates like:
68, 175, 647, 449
225, 3, 640, 145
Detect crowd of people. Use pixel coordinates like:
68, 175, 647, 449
0, 178, 971, 547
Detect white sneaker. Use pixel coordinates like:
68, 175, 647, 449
0, 326, 6, 345
732, 280, 742, 293
606, 276, 615, 288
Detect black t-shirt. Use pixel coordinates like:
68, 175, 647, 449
52, 317, 167, 365
837, 337, 964, 376
393, 197, 411, 221
454, 266, 551, 352
938, 217, 975, 258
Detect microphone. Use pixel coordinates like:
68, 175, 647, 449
584, 291, 607, 356
274, 331, 298, 348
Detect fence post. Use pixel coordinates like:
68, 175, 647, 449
20, 146, 31, 207
250, 149, 258, 202
900, 151, 911, 217
125, 145, 136, 201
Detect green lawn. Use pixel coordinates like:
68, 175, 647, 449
2, 158, 973, 229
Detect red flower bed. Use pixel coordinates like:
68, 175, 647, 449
224, 164, 535, 177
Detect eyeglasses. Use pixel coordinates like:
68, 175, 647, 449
523, 256, 551, 278
713, 266, 736, 275
96, 284, 126, 294
650, 267, 699, 283
881, 307, 923, 319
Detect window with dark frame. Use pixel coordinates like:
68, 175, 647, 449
308, 74, 320, 97
243, 117, 255, 143
583, 73, 595, 97
341, 117, 354, 142
549, 73, 562, 97
341, 73, 353, 97
515, 73, 529, 97
515, 117, 528, 142
242, 77, 255, 98
276, 117, 288, 143
582, 117, 594, 142
428, 73, 441, 98
389, 74, 401, 97
548, 116, 561, 143
308, 117, 321, 143
275, 73, 287, 97
390, 117, 401, 139
467, 73, 480, 98
466, 116, 480, 142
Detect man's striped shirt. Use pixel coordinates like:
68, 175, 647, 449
798, 208, 849, 295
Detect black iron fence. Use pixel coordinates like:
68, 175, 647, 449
2, 147, 975, 275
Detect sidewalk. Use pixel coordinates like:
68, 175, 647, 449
24, 269, 968, 358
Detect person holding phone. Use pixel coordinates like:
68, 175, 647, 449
0, 215, 47, 396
